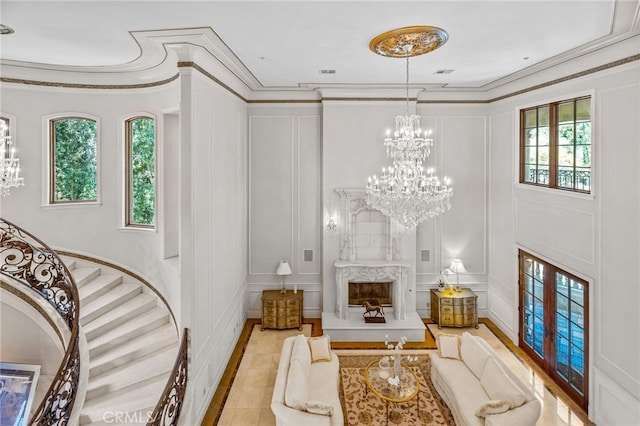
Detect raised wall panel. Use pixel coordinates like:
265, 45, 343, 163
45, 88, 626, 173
192, 91, 213, 359
441, 116, 487, 275
515, 197, 595, 265
597, 84, 640, 396
297, 115, 321, 275
488, 111, 516, 299
249, 116, 294, 274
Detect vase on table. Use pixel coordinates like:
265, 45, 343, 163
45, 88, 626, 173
393, 352, 401, 378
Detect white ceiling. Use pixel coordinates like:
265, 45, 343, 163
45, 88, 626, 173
1, 1, 638, 90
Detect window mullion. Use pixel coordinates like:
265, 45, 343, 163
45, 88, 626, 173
549, 103, 559, 188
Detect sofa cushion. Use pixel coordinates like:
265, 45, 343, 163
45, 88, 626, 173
475, 399, 513, 417
291, 334, 311, 375
309, 335, 332, 362
461, 332, 492, 378
305, 400, 333, 416
431, 355, 489, 426
438, 333, 461, 360
284, 358, 309, 410
480, 357, 527, 408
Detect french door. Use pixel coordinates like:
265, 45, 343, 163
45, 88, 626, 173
518, 250, 588, 410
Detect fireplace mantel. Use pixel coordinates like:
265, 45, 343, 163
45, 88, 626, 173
334, 260, 410, 321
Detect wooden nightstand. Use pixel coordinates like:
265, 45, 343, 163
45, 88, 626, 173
431, 288, 478, 329
261, 289, 303, 331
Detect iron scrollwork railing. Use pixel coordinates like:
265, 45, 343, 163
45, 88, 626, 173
148, 328, 189, 426
0, 218, 80, 426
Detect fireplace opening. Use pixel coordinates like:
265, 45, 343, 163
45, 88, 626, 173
348, 281, 392, 307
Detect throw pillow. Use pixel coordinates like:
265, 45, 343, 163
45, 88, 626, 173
284, 358, 308, 411
475, 399, 513, 417
480, 357, 527, 408
291, 334, 312, 373
308, 335, 332, 362
460, 332, 492, 378
437, 333, 461, 360
305, 400, 333, 416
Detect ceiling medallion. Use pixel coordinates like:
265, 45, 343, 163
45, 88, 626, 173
369, 26, 448, 58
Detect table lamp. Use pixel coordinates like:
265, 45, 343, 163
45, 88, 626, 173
449, 259, 466, 291
276, 259, 292, 294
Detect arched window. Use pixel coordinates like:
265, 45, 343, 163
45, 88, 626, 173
50, 116, 98, 203
125, 116, 155, 228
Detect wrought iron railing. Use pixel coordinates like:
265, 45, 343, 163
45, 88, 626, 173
528, 168, 591, 191
148, 328, 189, 426
0, 218, 80, 425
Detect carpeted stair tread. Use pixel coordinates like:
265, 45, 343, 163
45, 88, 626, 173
82, 292, 156, 339
89, 323, 177, 378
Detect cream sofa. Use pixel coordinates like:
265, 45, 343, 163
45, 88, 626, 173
271, 334, 343, 426
431, 331, 541, 426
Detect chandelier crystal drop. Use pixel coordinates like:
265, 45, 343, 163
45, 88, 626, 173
366, 112, 453, 229
365, 26, 453, 229
0, 119, 24, 196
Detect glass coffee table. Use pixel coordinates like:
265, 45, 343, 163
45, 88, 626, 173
363, 358, 420, 425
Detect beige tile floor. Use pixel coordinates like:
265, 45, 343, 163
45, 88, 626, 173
217, 323, 589, 426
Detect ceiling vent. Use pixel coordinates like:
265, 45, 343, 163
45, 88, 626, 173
320, 69, 336, 74
435, 69, 454, 74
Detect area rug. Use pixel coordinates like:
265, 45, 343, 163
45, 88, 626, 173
338, 354, 455, 426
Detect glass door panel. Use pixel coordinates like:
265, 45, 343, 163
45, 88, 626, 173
519, 250, 588, 410
521, 255, 545, 359
556, 275, 586, 396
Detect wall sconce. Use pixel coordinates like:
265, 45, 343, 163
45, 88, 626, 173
327, 216, 337, 232
276, 259, 292, 294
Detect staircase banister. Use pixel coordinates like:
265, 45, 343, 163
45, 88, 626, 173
147, 327, 189, 426
0, 217, 81, 425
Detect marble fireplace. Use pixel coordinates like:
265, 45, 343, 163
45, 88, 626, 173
321, 188, 425, 342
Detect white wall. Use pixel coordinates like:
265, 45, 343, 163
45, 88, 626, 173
1, 295, 65, 418
0, 83, 182, 317
246, 104, 322, 318
321, 101, 489, 318
174, 67, 249, 423
487, 63, 640, 424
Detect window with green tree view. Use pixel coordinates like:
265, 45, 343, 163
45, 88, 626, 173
50, 117, 98, 203
520, 96, 591, 193
125, 116, 155, 227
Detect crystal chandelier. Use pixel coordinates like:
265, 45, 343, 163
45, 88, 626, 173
0, 118, 24, 196
365, 26, 453, 229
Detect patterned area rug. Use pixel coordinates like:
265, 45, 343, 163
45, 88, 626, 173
338, 354, 454, 426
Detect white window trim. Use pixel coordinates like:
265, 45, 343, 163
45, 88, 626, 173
120, 112, 158, 231
513, 89, 596, 198
42, 113, 102, 208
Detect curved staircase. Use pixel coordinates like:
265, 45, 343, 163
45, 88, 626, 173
61, 254, 178, 425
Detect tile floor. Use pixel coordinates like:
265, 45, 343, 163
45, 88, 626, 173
214, 322, 591, 426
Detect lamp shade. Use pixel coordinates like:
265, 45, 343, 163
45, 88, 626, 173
276, 260, 292, 276
449, 259, 466, 274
